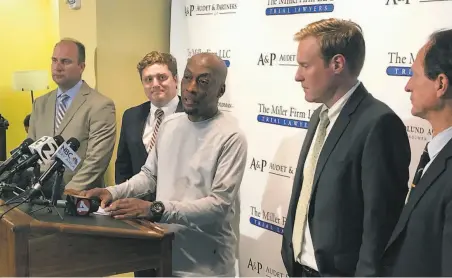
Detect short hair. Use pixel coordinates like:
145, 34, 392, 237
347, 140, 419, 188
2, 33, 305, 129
23, 114, 30, 127
137, 51, 178, 80
424, 29, 452, 87
57, 38, 86, 64
294, 18, 366, 77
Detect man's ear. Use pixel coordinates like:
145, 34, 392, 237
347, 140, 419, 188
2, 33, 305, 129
218, 84, 226, 99
174, 74, 179, 89
436, 74, 449, 98
331, 54, 346, 74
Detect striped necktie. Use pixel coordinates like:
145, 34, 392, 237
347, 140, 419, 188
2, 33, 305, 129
55, 93, 70, 133
146, 108, 164, 152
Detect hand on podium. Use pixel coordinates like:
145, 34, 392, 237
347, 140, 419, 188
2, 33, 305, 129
78, 188, 112, 208
104, 198, 152, 220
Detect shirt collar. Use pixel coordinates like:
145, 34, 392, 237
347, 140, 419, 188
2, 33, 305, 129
321, 80, 361, 119
150, 95, 179, 116
57, 80, 83, 99
427, 126, 452, 160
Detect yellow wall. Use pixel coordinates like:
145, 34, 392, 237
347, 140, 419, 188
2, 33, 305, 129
0, 0, 60, 153
58, 0, 171, 185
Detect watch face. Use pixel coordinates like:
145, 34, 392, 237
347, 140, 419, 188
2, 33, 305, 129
153, 202, 163, 213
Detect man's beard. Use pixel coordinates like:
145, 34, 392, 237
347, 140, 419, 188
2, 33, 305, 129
183, 106, 198, 115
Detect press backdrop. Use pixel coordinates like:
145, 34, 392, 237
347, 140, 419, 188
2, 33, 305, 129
170, 0, 452, 276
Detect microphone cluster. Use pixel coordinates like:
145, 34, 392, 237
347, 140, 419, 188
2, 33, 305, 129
0, 135, 92, 219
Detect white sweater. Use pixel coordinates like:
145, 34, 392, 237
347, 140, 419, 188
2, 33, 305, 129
107, 111, 248, 277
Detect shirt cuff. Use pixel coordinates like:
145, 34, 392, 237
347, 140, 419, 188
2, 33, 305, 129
106, 186, 119, 201
159, 200, 173, 223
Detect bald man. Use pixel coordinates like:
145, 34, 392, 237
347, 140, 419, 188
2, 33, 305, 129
81, 53, 248, 277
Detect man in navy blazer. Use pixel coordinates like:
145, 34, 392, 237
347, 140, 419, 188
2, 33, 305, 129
115, 51, 183, 187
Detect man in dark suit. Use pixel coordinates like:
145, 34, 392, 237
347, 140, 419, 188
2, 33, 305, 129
115, 51, 182, 278
281, 18, 411, 277
381, 29, 452, 277
115, 51, 183, 185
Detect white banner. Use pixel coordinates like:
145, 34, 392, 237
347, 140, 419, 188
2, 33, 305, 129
170, 0, 452, 276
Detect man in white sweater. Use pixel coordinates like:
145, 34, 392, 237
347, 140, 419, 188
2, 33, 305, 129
81, 52, 247, 277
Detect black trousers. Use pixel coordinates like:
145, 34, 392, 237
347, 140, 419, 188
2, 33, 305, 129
134, 268, 157, 277
294, 263, 320, 277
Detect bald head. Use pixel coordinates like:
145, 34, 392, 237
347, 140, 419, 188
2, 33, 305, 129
181, 52, 227, 121
188, 53, 228, 84
52, 38, 86, 92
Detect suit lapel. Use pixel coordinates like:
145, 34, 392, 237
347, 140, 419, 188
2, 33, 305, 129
386, 140, 452, 249
57, 82, 88, 134
176, 95, 184, 112
138, 102, 151, 137
46, 90, 58, 136
138, 102, 151, 152
312, 84, 368, 192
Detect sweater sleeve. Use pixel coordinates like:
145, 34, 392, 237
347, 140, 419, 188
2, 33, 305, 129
107, 146, 158, 200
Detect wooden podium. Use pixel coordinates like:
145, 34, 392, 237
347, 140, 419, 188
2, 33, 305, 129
0, 200, 174, 276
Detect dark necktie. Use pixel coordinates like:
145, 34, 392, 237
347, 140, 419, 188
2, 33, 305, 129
406, 144, 430, 203
412, 144, 430, 187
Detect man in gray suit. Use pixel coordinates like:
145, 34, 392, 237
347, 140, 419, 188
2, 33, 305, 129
28, 38, 116, 193
81, 53, 247, 277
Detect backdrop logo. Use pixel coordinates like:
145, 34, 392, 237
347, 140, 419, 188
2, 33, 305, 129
257, 103, 312, 129
257, 52, 297, 67
386, 51, 414, 77
187, 48, 231, 67
248, 257, 289, 277
250, 206, 285, 235
265, 0, 334, 16
185, 3, 237, 16
406, 125, 432, 142
249, 157, 294, 179
385, 0, 410, 4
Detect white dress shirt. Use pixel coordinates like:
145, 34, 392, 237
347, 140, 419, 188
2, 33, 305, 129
297, 81, 361, 269
423, 126, 452, 176
142, 95, 179, 150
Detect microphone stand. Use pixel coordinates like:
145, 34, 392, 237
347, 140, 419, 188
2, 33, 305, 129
27, 166, 66, 220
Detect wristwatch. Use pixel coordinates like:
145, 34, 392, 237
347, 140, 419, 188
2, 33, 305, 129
148, 201, 165, 222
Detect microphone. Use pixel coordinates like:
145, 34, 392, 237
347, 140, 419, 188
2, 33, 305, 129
0, 135, 65, 182
28, 137, 81, 200
29, 196, 100, 216
0, 138, 34, 175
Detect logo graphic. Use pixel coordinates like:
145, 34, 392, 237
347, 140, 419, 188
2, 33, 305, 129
247, 258, 263, 275
257, 103, 312, 129
187, 48, 231, 67
265, 0, 334, 16
250, 206, 285, 235
386, 51, 414, 77
406, 125, 432, 142
249, 157, 294, 179
257, 52, 297, 67
247, 257, 289, 277
185, 3, 237, 17
76, 199, 91, 216
385, 0, 410, 4
53, 142, 81, 171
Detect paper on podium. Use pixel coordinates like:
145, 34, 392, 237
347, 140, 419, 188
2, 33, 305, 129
93, 206, 111, 216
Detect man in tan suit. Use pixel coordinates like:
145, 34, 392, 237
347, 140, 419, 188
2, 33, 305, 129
28, 38, 116, 192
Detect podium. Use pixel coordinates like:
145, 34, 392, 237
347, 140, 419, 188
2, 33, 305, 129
0, 200, 174, 276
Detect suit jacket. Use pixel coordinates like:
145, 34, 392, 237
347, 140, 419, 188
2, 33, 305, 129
381, 138, 452, 277
115, 97, 183, 184
28, 81, 116, 191
281, 84, 411, 276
